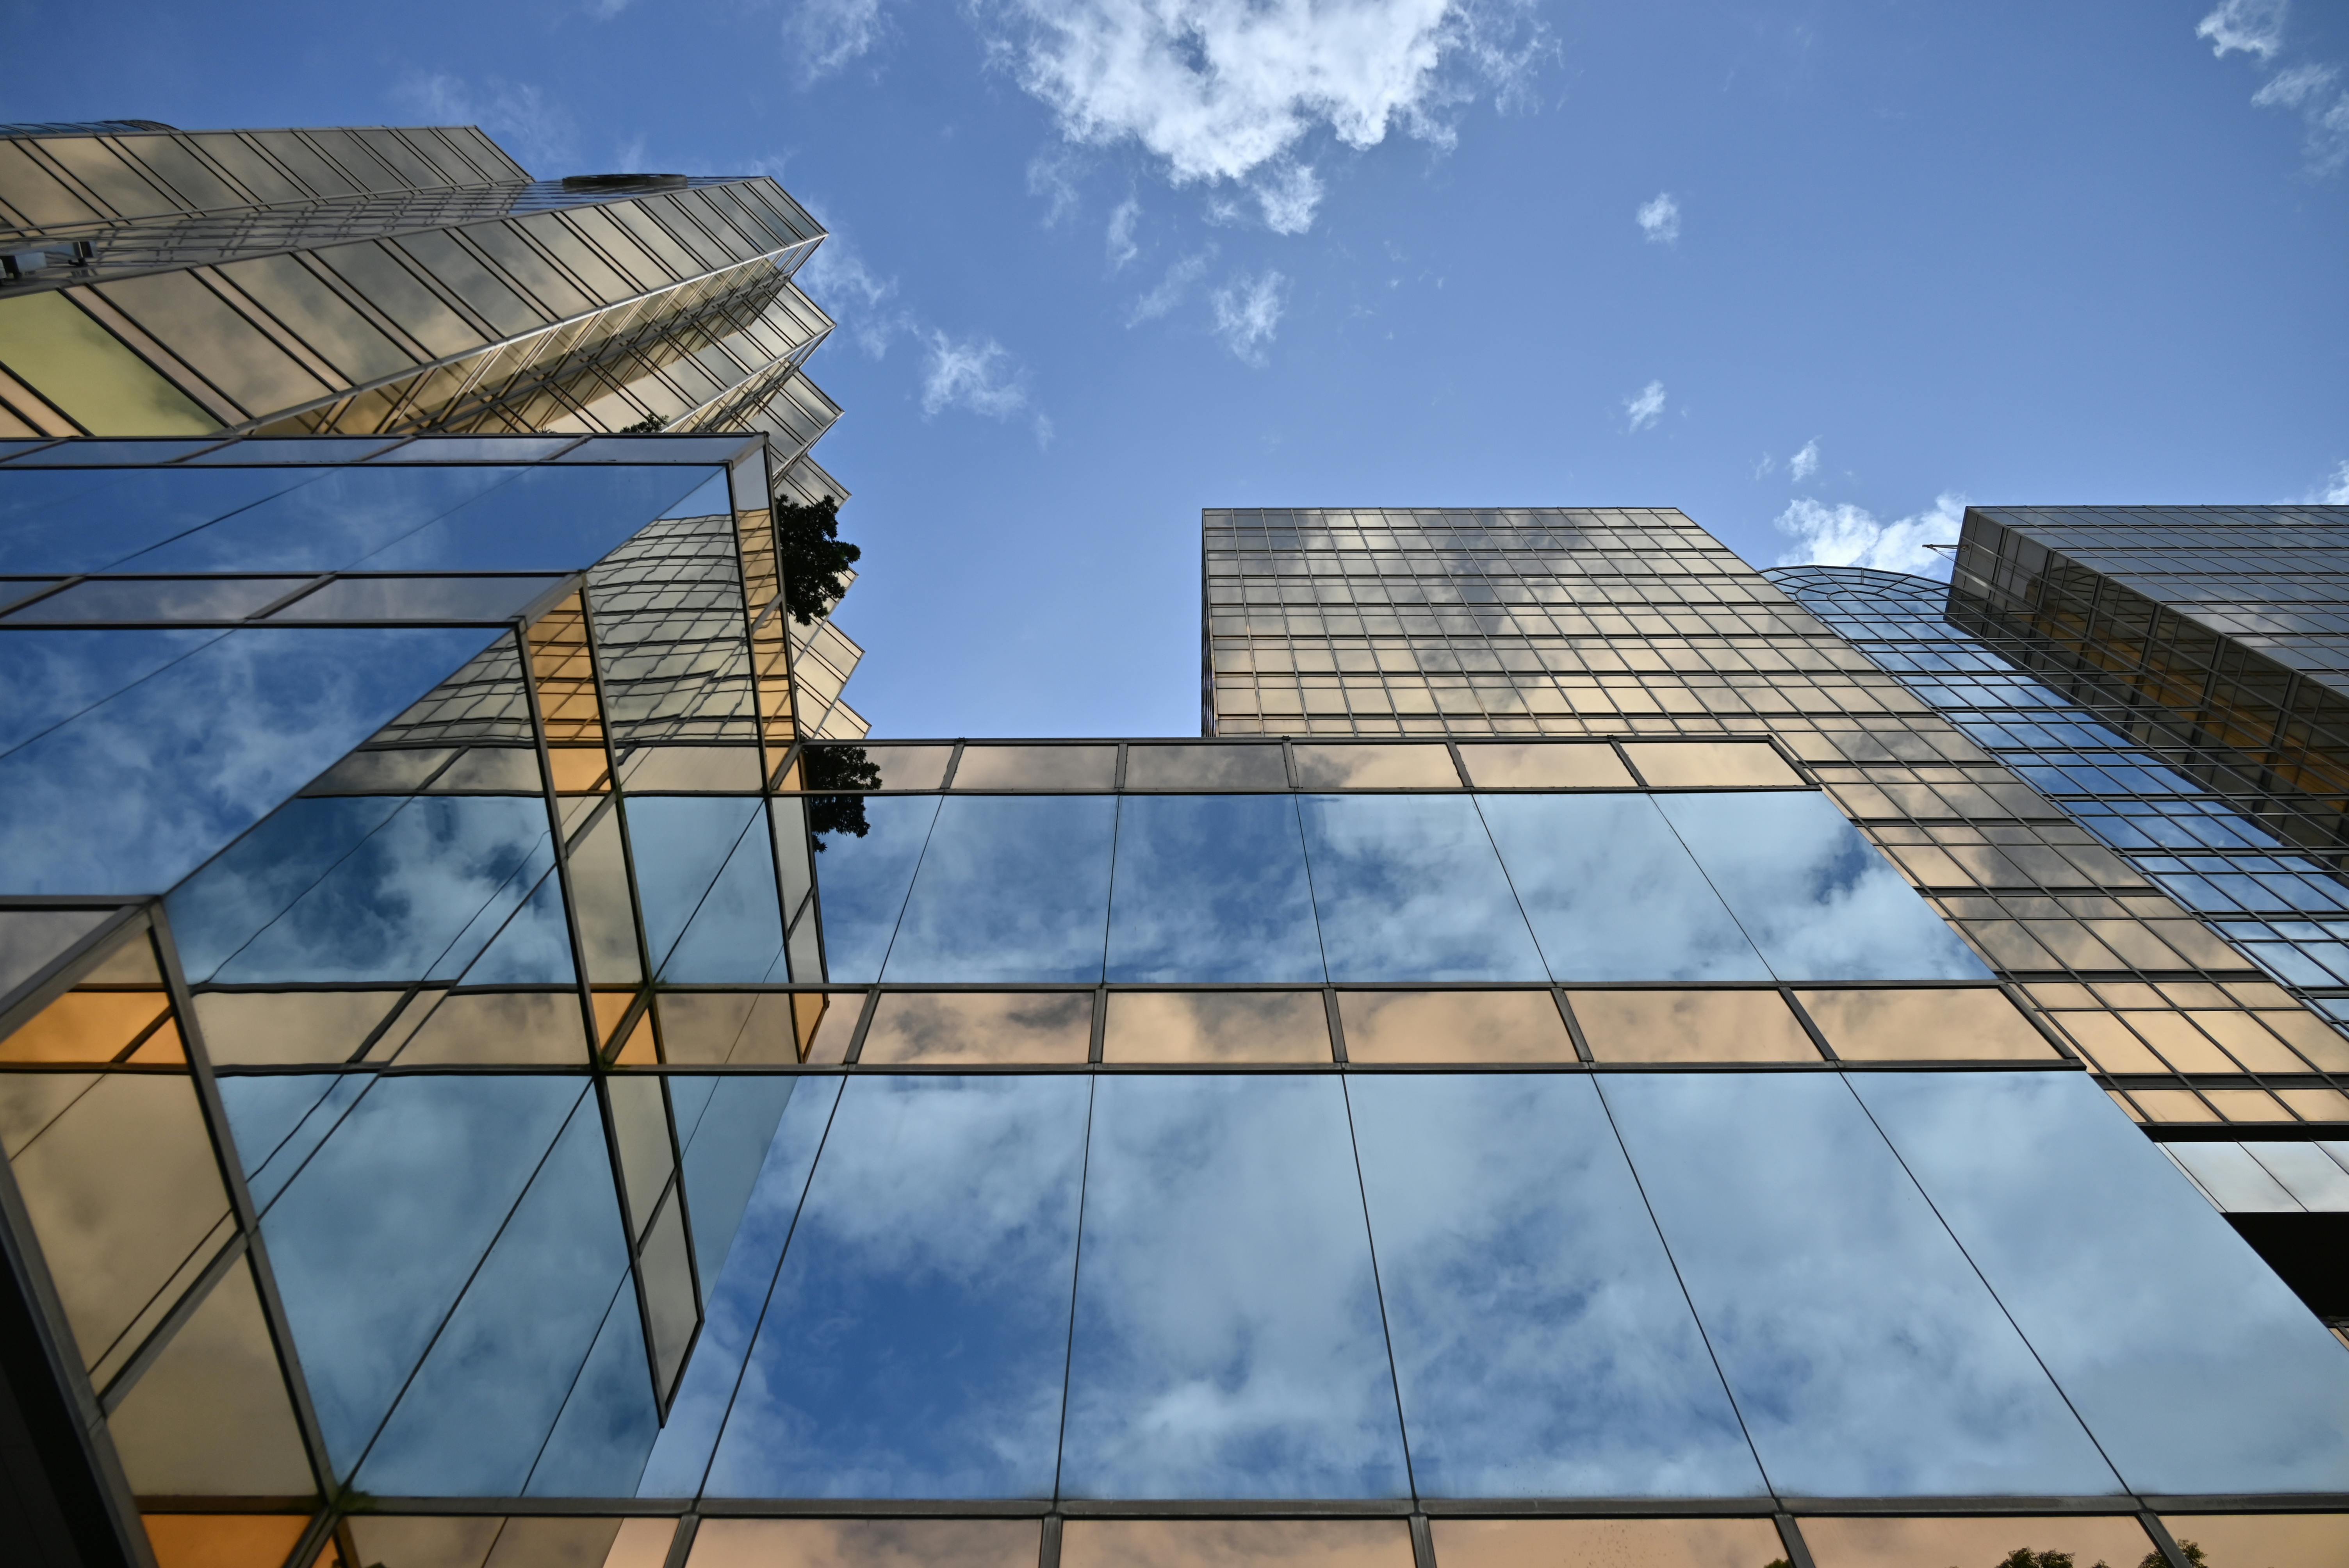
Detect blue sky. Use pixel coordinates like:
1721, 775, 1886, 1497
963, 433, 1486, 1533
4, 0, 2345, 736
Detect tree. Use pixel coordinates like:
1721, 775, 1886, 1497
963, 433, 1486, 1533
801, 743, 880, 848
776, 493, 861, 625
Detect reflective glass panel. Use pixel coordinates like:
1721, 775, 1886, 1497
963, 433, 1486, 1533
804, 794, 942, 982
1655, 793, 1993, 981
857, 991, 1093, 1065
106, 467, 521, 572
1335, 989, 1574, 1064
1850, 1071, 2349, 1494
1797, 1517, 2156, 1568
1476, 794, 1770, 982
1292, 743, 1458, 788
1101, 990, 1330, 1063
1106, 795, 1324, 982
706, 1075, 1089, 1498
798, 742, 951, 791
883, 795, 1117, 982
1060, 1073, 1411, 1498
2, 626, 497, 896
625, 796, 779, 979
2153, 1514, 2349, 1568
688, 1519, 1038, 1568
0, 465, 326, 574
1622, 742, 1804, 789
1123, 744, 1290, 790
1060, 1521, 1413, 1568
1456, 742, 1636, 789
4, 576, 307, 622
144, 1516, 311, 1568
0, 906, 112, 997
0, 627, 221, 756
1596, 1072, 2120, 1496
268, 575, 566, 622
1349, 1074, 1765, 1497
1430, 1518, 1787, 1568
1568, 989, 1819, 1063
1297, 794, 1546, 982
1798, 988, 2057, 1061
950, 744, 1117, 789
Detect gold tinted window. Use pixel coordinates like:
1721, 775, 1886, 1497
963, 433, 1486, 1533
2151, 1515, 2349, 1568
145, 1516, 311, 1568
1798, 988, 2057, 1062
192, 989, 409, 1065
1125, 744, 1291, 789
689, 1519, 1038, 1568
1458, 742, 1636, 788
1432, 1517, 1787, 1568
1293, 743, 1460, 788
1061, 1520, 1413, 1568
1103, 990, 1330, 1063
107, 1259, 314, 1495
1798, 1516, 2156, 1568
96, 271, 327, 417
1570, 988, 1820, 1062
1338, 989, 1574, 1063
0, 291, 216, 435
1622, 741, 1804, 788
655, 990, 846, 1066
859, 991, 1092, 1065
951, 745, 1118, 789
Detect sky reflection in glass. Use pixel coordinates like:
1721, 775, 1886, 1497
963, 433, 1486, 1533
1347, 1074, 1764, 1498
640, 1078, 838, 1498
110, 466, 522, 572
357, 465, 722, 572
0, 626, 495, 896
0, 465, 325, 573
259, 1074, 585, 1474
884, 796, 1116, 982
626, 796, 784, 981
1106, 795, 1324, 982
1655, 793, 1991, 980
706, 1075, 1088, 1499
1476, 793, 1770, 981
803, 794, 940, 982
1297, 795, 1545, 982
1597, 1072, 2119, 1498
0, 628, 221, 755
1850, 1071, 2349, 1495
1060, 1074, 1410, 1499
357, 1090, 627, 1495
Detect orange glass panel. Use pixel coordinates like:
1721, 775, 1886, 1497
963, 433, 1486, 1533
2156, 1512, 2349, 1567
2123, 1011, 2238, 1074
1457, 741, 1637, 788
1798, 1515, 2155, 1568
1061, 1520, 1413, 1568
1620, 741, 1803, 788
1337, 989, 1574, 1064
862, 991, 1093, 1065
547, 748, 611, 792
0, 989, 170, 1063
2051, 1012, 2166, 1074
688, 1518, 1038, 1568
2205, 1088, 2294, 1122
526, 590, 605, 746
1569, 989, 1820, 1063
145, 1514, 310, 1568
592, 990, 637, 1045
623, 746, 765, 791
2252, 1010, 2349, 1073
2187, 1011, 2309, 1074
1432, 1516, 1786, 1568
2278, 1087, 2349, 1121
1797, 988, 2057, 1062
1103, 990, 1330, 1063
655, 990, 821, 1065
2130, 1088, 2220, 1123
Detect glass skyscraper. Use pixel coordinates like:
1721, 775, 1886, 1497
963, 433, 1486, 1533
3, 149, 2346, 1568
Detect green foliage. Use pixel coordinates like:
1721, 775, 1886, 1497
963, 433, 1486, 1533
776, 492, 861, 625
617, 414, 669, 433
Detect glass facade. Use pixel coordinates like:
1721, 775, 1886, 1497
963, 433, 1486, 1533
0, 471, 2342, 1568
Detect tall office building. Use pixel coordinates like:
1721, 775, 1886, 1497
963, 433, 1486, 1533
2, 464, 2342, 1568
0, 119, 867, 738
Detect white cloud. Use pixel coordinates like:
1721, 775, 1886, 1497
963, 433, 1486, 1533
1775, 492, 1967, 575
983, 0, 1551, 233
798, 236, 911, 357
1130, 246, 1216, 324
2196, 0, 2287, 61
1622, 380, 1665, 433
1752, 453, 1776, 479
2252, 62, 2349, 173
1107, 196, 1142, 267
2308, 460, 2349, 504
921, 331, 1031, 418
1255, 162, 1324, 234
1027, 145, 1086, 225
1210, 269, 1289, 365
1789, 438, 1820, 482
784, 0, 889, 84
392, 72, 576, 174
2255, 60, 2335, 106
1635, 191, 1679, 244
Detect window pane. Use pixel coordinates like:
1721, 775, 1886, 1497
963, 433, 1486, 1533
1292, 742, 1458, 788
1569, 989, 1819, 1063
1349, 1074, 1766, 1497
1336, 989, 1574, 1064
1798, 987, 2056, 1061
1622, 741, 1804, 788
1456, 741, 1635, 788
1298, 794, 1546, 982
1107, 795, 1324, 982
950, 744, 1117, 789
705, 1075, 1088, 1498
5, 576, 308, 622
1478, 794, 1769, 982
2153, 1514, 2349, 1568
1060, 1521, 1413, 1568
1124, 743, 1290, 789
1655, 793, 1993, 981
1102, 990, 1330, 1063
804, 794, 941, 982
883, 796, 1117, 982
1596, 1072, 2119, 1496
858, 991, 1093, 1065
1430, 1518, 1786, 1568
269, 575, 565, 622
626, 796, 782, 981
1797, 1516, 2155, 1568
688, 1520, 1038, 1568
1850, 1071, 2349, 1494
799, 742, 951, 790
1060, 1074, 1411, 1498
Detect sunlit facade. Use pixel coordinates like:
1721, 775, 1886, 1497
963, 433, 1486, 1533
0, 475, 2342, 1568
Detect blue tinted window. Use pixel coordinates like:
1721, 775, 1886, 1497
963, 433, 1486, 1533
1060, 1074, 1411, 1499
1297, 794, 1545, 982
640, 1078, 839, 1498
1476, 793, 1771, 982
1348, 1074, 1765, 1498
0, 628, 223, 755
803, 794, 941, 983
358, 465, 724, 572
357, 1090, 628, 1494
625, 796, 785, 982
0, 626, 496, 897
1655, 792, 1991, 980
1107, 795, 1324, 983
525, 1275, 658, 1497
260, 1074, 586, 1474
109, 467, 522, 573
884, 796, 1117, 982
0, 466, 324, 573
1851, 1071, 2349, 1495
706, 1075, 1088, 1499
1597, 1072, 2119, 1497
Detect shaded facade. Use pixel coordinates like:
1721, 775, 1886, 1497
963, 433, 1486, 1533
0, 470, 2341, 1568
